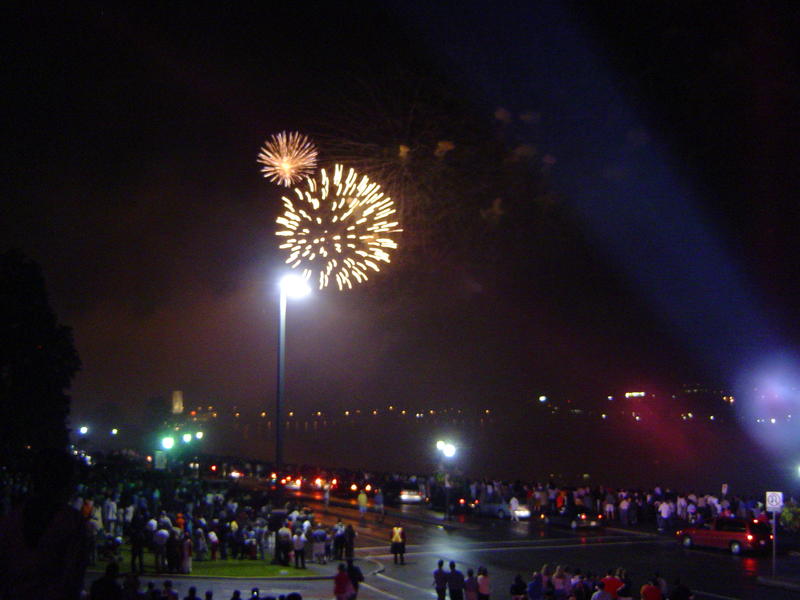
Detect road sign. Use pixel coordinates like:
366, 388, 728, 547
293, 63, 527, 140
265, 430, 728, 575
766, 491, 784, 512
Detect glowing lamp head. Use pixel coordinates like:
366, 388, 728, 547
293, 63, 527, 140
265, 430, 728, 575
436, 440, 446, 451
442, 443, 457, 458
161, 436, 175, 450
280, 274, 311, 299
111, 428, 118, 435
195, 431, 203, 440
182, 433, 192, 443
79, 426, 89, 435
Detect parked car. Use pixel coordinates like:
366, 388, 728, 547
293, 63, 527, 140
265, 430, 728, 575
677, 518, 773, 554
476, 498, 531, 520
540, 506, 604, 529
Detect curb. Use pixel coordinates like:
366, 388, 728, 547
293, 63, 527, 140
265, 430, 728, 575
756, 576, 800, 592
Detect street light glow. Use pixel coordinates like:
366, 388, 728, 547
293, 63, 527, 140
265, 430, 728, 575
280, 274, 311, 299
111, 428, 118, 435
436, 440, 446, 450
182, 433, 192, 443
195, 431, 203, 439
443, 443, 457, 458
161, 436, 175, 450
79, 426, 89, 435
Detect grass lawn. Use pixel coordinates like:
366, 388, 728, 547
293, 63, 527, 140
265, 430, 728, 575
93, 544, 318, 578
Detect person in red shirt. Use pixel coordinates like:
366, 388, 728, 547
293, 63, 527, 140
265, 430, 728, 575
640, 579, 663, 600
334, 563, 353, 600
600, 569, 623, 599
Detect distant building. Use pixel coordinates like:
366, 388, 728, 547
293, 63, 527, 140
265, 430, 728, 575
171, 390, 184, 414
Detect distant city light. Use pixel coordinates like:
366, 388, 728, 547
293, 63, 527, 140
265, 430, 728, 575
436, 440, 445, 450
111, 428, 118, 435
625, 391, 646, 398
161, 436, 175, 450
182, 433, 192, 443
79, 426, 89, 435
195, 431, 204, 439
771, 418, 777, 424
539, 395, 547, 402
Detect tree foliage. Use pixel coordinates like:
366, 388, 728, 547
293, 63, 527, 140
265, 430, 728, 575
780, 502, 800, 533
0, 249, 81, 466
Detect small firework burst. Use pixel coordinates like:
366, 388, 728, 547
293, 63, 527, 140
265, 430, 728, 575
276, 164, 402, 290
258, 131, 318, 186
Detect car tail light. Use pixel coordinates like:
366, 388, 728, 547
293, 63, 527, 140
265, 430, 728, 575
459, 498, 466, 505
581, 514, 587, 520
746, 534, 753, 541
770, 534, 774, 540
598, 514, 603, 519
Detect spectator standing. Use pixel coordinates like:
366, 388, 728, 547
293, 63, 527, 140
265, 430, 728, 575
334, 563, 353, 600
433, 560, 449, 600
465, 568, 479, 600
591, 581, 611, 600
181, 531, 193, 574
669, 579, 692, 600
527, 571, 544, 600
509, 496, 520, 522
292, 530, 306, 568
374, 489, 385, 522
510, 574, 527, 600
90, 561, 122, 600
639, 579, 662, 600
312, 523, 327, 564
344, 524, 356, 560
448, 561, 466, 600
477, 566, 491, 600
346, 558, 365, 599
600, 570, 622, 600
357, 490, 369, 521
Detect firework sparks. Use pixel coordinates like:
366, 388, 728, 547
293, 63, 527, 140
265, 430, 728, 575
258, 131, 318, 186
276, 164, 402, 290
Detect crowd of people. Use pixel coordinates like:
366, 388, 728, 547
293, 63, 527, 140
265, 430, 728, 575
0, 450, 777, 600
430, 560, 693, 600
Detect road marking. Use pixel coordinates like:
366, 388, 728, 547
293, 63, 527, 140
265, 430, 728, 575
360, 581, 410, 600
366, 537, 671, 559
374, 572, 439, 598
693, 591, 739, 600
357, 534, 654, 554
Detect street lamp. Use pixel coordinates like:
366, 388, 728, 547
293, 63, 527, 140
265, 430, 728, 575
436, 440, 458, 519
275, 273, 311, 471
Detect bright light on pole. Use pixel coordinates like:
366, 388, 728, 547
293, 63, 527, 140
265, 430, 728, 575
182, 433, 192, 443
280, 274, 311, 299
443, 443, 456, 458
195, 431, 203, 440
111, 428, 118, 436
436, 440, 445, 451
275, 273, 311, 470
79, 426, 89, 435
161, 436, 175, 450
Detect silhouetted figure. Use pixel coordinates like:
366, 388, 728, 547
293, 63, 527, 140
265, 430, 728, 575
0, 449, 88, 599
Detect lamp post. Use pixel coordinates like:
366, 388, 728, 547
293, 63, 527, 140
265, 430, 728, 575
436, 440, 457, 520
275, 274, 311, 471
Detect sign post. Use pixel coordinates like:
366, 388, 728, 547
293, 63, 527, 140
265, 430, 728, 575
766, 491, 783, 577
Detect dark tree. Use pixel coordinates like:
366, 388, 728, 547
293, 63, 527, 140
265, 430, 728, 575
0, 249, 81, 466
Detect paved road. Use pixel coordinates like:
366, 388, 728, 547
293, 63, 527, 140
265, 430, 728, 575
89, 494, 800, 599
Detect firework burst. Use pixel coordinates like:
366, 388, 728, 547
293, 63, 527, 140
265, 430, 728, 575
258, 131, 318, 186
276, 164, 402, 290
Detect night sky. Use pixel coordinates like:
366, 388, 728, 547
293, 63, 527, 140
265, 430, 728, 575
3, 2, 799, 434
